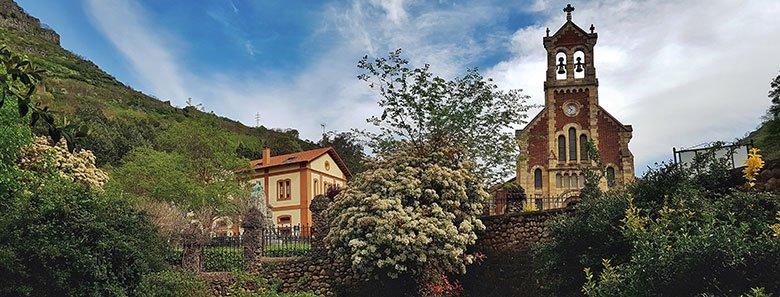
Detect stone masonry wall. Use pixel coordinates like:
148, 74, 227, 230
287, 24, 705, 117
476, 208, 572, 253
204, 195, 572, 296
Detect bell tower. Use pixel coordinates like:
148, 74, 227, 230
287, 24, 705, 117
543, 3, 599, 99
514, 4, 634, 207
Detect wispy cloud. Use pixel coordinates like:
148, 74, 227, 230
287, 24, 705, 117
83, 0, 189, 104
486, 0, 780, 170
82, 0, 780, 174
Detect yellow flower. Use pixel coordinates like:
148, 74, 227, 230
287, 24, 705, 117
743, 148, 765, 188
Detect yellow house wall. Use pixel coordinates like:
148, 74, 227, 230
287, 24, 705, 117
272, 209, 302, 227
309, 154, 346, 197
268, 171, 302, 208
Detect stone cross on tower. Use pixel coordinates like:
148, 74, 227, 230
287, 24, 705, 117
563, 4, 575, 21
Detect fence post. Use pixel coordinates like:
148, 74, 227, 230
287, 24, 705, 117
181, 222, 203, 272
309, 195, 332, 251
242, 207, 265, 270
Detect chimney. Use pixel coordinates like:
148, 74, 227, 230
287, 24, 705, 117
262, 147, 271, 165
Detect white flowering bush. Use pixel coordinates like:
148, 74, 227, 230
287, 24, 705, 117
18, 136, 109, 189
324, 143, 488, 278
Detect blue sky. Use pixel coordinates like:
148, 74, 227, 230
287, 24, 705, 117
15, 0, 780, 173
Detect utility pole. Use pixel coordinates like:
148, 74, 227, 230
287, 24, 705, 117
255, 112, 261, 127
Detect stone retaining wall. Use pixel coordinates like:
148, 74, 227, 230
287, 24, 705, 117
476, 208, 572, 253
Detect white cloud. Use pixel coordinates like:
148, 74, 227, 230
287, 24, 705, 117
83, 0, 189, 104
83, 0, 780, 175
486, 0, 780, 171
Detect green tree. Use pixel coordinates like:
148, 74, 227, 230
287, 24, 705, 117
319, 131, 367, 175
357, 49, 531, 183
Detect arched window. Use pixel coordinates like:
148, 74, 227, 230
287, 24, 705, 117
558, 135, 566, 161
534, 168, 543, 189
555, 52, 567, 80
313, 179, 319, 195
569, 128, 577, 161
580, 134, 589, 160
606, 167, 616, 187
572, 174, 579, 188
579, 175, 585, 188
573, 50, 585, 79
556, 173, 563, 188
562, 174, 569, 189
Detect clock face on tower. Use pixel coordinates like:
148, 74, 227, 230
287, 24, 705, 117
564, 103, 578, 116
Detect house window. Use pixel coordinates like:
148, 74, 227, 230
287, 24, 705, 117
534, 168, 543, 189
606, 167, 616, 187
314, 179, 319, 195
580, 134, 589, 160
569, 128, 577, 161
558, 135, 566, 161
277, 179, 291, 200
277, 215, 292, 225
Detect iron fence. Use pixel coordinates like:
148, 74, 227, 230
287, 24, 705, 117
202, 236, 244, 272
260, 224, 313, 257
484, 193, 575, 215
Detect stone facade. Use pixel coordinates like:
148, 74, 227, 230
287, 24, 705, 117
516, 5, 634, 203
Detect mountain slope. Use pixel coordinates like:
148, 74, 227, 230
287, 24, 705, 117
0, 0, 316, 166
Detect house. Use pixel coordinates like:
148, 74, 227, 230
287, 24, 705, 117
515, 4, 635, 209
244, 147, 351, 228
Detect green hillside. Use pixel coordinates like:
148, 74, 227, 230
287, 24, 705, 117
0, 0, 316, 167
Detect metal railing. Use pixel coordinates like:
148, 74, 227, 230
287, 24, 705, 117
484, 191, 576, 215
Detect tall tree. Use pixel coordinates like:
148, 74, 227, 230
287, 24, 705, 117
357, 49, 531, 184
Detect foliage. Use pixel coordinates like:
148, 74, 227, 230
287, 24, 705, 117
1, 24, 316, 167
0, 45, 80, 151
203, 246, 244, 272
226, 271, 317, 297
356, 49, 531, 183
743, 148, 765, 188
135, 269, 211, 297
0, 102, 168, 296
324, 142, 488, 279
769, 69, 780, 119
744, 68, 780, 161
522, 202, 538, 212
107, 118, 252, 240
320, 131, 367, 175
18, 136, 108, 189
537, 149, 780, 296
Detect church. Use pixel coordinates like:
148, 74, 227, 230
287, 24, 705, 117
515, 4, 635, 207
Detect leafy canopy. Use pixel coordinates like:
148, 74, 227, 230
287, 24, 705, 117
357, 49, 531, 183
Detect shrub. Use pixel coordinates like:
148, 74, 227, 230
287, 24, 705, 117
324, 143, 488, 279
202, 246, 244, 272
0, 102, 168, 296
226, 270, 317, 297
135, 269, 211, 297
537, 156, 780, 296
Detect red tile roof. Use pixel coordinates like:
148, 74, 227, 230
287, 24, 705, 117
246, 147, 351, 178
